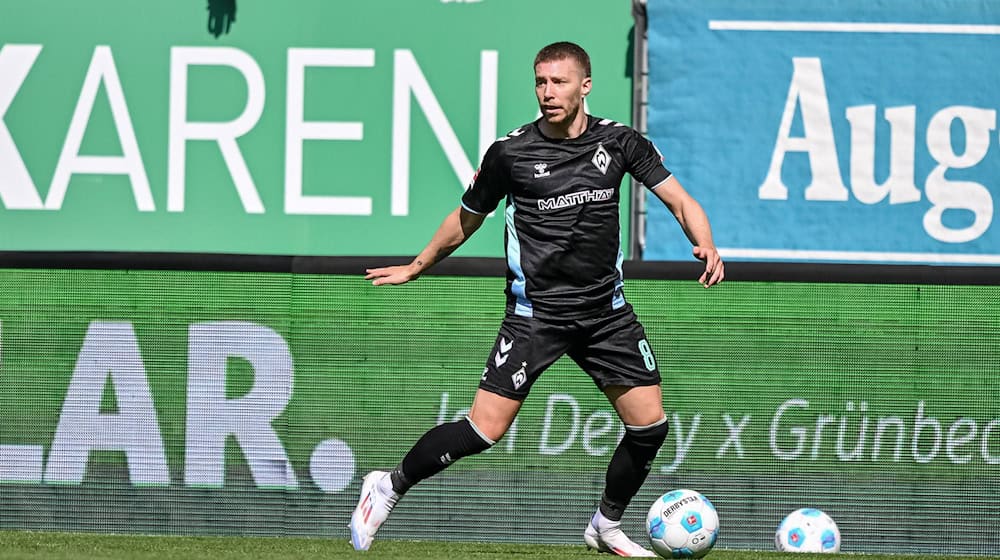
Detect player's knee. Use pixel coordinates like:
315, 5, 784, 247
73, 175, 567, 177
467, 417, 509, 443
624, 416, 669, 450
461, 416, 496, 456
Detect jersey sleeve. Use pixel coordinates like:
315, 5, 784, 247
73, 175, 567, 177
461, 141, 509, 215
623, 129, 672, 189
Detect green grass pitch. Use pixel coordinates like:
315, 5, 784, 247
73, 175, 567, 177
0, 532, 988, 560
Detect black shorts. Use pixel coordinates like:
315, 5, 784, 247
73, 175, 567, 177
478, 304, 661, 401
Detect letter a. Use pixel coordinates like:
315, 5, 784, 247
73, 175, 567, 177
759, 58, 847, 202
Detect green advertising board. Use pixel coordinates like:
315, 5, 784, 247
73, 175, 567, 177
0, 0, 636, 256
0, 268, 997, 554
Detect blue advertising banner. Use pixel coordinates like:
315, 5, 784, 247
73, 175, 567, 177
644, 0, 1000, 264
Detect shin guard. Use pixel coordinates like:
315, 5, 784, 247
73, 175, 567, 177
599, 417, 669, 521
391, 416, 495, 494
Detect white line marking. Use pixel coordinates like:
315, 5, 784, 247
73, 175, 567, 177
718, 248, 1000, 265
709, 20, 1000, 35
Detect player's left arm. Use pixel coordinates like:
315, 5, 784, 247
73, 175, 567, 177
650, 175, 724, 288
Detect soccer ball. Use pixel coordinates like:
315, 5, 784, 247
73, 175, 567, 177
646, 489, 720, 558
774, 508, 841, 553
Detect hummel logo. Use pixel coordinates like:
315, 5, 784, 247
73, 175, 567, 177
494, 337, 513, 367
592, 143, 611, 174
439, 452, 453, 465
533, 163, 550, 178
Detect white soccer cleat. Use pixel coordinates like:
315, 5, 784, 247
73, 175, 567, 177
349, 470, 400, 551
584, 513, 657, 557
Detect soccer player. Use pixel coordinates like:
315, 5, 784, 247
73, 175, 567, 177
352, 41, 724, 557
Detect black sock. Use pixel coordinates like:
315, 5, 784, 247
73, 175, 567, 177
599, 417, 669, 521
390, 417, 495, 495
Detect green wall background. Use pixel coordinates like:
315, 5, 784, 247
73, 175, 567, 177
0, 0, 635, 256
0, 269, 997, 554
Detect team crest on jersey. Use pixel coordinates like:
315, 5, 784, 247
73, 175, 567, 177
533, 163, 550, 178
592, 143, 611, 175
511, 362, 527, 390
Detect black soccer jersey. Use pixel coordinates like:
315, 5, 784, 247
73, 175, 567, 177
462, 115, 672, 319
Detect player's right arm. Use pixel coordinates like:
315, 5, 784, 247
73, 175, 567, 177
365, 207, 486, 286
366, 139, 508, 286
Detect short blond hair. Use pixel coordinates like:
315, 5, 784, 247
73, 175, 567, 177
534, 41, 591, 78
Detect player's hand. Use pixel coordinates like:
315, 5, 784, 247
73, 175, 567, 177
693, 246, 724, 288
365, 264, 420, 286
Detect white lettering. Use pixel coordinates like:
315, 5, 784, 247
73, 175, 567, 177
0, 44, 44, 209
47, 47, 153, 211
759, 57, 847, 202
0, 444, 43, 483
285, 48, 374, 215
982, 419, 1000, 465
872, 416, 905, 461
537, 188, 614, 210
502, 416, 518, 453
44, 321, 168, 485
0, 319, 45, 483
846, 105, 920, 204
582, 411, 617, 456
923, 106, 995, 242
716, 413, 750, 459
660, 412, 701, 473
391, 49, 497, 215
168, 47, 265, 213
184, 321, 297, 489
834, 400, 868, 461
539, 393, 579, 455
945, 417, 977, 464
761, 58, 998, 245
436, 391, 451, 425
770, 398, 808, 460
911, 400, 941, 463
